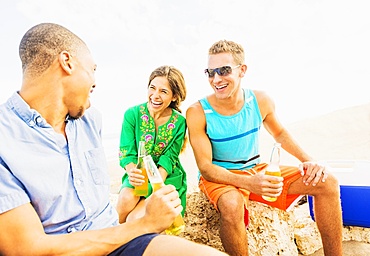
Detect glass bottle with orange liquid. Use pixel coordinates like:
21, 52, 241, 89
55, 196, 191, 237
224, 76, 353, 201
134, 141, 149, 196
143, 155, 185, 236
262, 142, 282, 202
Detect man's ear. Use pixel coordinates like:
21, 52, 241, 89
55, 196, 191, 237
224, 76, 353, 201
240, 64, 247, 77
59, 51, 74, 75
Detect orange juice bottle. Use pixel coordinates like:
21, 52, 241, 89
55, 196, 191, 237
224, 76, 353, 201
262, 143, 282, 202
143, 155, 185, 235
134, 141, 149, 196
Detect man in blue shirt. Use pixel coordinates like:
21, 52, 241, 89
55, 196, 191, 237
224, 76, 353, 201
0, 23, 226, 256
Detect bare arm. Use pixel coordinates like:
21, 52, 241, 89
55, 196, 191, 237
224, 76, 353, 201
254, 90, 328, 185
255, 90, 312, 162
0, 185, 181, 255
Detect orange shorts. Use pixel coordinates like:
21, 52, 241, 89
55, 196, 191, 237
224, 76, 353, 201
199, 163, 303, 227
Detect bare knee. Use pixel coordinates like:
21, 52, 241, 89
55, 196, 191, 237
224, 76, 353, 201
117, 188, 136, 207
310, 173, 340, 197
217, 190, 244, 223
116, 188, 139, 222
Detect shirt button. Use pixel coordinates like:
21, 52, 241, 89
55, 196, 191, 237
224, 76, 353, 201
35, 116, 43, 124
29, 120, 35, 126
67, 226, 77, 233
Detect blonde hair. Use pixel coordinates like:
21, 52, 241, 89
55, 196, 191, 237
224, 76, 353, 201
208, 40, 245, 65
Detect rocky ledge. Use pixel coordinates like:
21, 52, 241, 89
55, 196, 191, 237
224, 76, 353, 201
179, 191, 370, 255
109, 192, 370, 255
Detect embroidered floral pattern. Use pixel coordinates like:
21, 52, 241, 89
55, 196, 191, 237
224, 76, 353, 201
138, 105, 180, 156
145, 134, 153, 142
119, 148, 127, 161
141, 114, 149, 122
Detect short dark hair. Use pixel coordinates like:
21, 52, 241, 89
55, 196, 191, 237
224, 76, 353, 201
19, 23, 87, 76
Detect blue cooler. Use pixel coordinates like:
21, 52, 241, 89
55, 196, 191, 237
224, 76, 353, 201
308, 160, 370, 228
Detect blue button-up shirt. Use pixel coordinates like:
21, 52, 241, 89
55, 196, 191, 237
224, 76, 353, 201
0, 92, 118, 234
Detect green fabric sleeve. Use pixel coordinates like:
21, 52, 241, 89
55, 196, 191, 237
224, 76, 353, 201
119, 105, 141, 169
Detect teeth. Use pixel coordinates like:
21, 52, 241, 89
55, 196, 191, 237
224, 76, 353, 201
216, 85, 227, 89
151, 100, 162, 105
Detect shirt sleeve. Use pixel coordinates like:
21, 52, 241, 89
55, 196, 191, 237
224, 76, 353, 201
119, 106, 139, 169
0, 159, 30, 213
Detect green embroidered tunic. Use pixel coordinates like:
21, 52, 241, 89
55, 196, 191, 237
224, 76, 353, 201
119, 103, 187, 215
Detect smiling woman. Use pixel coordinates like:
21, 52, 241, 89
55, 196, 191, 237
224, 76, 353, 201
116, 65, 189, 225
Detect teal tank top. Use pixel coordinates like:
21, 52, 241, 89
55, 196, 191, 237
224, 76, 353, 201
199, 88, 262, 170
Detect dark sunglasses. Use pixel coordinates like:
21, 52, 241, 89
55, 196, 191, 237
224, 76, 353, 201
204, 64, 241, 78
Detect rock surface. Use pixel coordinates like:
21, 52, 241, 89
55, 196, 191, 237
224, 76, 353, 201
109, 191, 370, 255
179, 191, 298, 255
179, 191, 370, 255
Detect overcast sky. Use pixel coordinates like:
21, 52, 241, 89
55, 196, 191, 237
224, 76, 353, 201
1, 0, 369, 137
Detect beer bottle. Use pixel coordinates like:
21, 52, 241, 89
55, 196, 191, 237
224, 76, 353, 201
134, 141, 149, 196
262, 142, 282, 202
143, 155, 185, 236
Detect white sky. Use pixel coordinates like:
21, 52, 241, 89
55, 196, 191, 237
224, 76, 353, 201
1, 0, 370, 138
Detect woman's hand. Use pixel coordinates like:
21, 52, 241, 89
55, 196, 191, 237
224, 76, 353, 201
127, 167, 145, 186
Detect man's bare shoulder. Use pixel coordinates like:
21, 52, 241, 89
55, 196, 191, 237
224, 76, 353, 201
252, 90, 274, 105
186, 101, 204, 116
252, 89, 276, 119
252, 89, 268, 99
186, 101, 206, 125
187, 101, 202, 110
